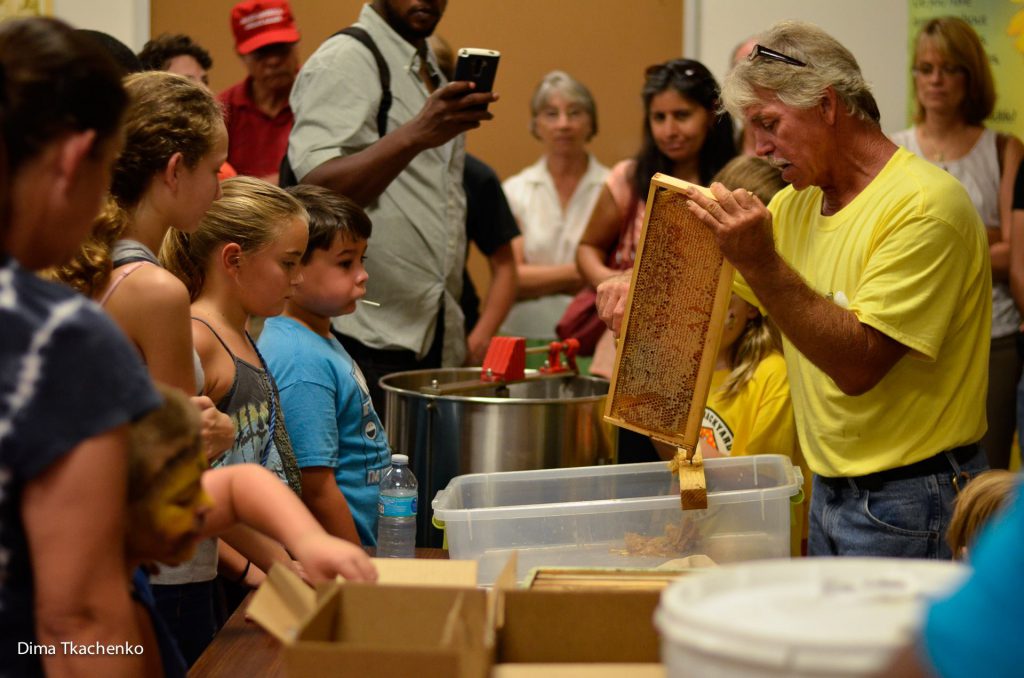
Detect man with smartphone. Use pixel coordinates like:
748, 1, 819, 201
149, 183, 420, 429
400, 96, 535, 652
287, 0, 498, 415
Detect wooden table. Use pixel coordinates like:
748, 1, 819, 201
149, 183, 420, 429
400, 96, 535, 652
188, 548, 448, 677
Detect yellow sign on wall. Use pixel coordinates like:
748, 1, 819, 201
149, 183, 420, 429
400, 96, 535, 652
0, 0, 51, 19
908, 0, 1024, 138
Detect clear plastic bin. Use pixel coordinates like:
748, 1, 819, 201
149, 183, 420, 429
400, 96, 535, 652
432, 455, 803, 585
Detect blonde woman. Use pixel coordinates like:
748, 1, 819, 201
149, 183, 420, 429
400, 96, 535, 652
892, 16, 1024, 469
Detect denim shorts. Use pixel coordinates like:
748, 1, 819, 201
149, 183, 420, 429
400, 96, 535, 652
808, 445, 989, 559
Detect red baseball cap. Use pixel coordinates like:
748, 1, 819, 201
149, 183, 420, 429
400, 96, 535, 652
231, 0, 300, 55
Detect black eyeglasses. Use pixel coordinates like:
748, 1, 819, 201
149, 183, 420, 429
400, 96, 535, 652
748, 44, 807, 68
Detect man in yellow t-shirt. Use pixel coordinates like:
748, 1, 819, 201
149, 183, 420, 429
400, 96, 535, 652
597, 21, 990, 559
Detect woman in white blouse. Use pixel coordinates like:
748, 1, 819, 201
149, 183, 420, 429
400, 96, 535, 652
501, 71, 609, 339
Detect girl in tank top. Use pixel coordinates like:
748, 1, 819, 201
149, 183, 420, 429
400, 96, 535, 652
162, 176, 309, 496
50, 71, 235, 461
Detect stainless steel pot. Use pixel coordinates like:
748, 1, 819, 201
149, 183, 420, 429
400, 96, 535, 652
381, 368, 617, 545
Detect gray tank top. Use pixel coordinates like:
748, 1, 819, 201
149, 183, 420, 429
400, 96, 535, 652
192, 317, 302, 495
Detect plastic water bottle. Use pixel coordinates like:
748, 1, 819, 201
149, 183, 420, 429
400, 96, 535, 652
376, 454, 418, 558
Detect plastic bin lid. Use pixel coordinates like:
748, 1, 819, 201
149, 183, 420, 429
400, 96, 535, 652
655, 558, 967, 674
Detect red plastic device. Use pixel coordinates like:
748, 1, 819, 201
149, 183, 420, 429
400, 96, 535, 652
480, 337, 580, 383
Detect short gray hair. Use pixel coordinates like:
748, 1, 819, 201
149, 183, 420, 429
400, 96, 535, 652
529, 70, 598, 139
721, 21, 880, 126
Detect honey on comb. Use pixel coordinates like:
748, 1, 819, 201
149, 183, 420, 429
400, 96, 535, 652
606, 178, 733, 450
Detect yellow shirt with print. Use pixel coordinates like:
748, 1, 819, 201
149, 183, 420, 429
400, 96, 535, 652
703, 352, 809, 555
736, 147, 990, 478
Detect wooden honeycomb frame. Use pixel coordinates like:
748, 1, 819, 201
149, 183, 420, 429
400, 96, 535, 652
605, 174, 734, 457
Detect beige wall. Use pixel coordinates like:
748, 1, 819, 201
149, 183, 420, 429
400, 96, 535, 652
151, 0, 684, 181
151, 0, 685, 304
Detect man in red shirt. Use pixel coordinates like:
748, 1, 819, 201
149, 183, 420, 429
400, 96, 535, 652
218, 0, 300, 183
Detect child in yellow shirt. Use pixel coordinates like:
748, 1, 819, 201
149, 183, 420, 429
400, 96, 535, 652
648, 156, 809, 554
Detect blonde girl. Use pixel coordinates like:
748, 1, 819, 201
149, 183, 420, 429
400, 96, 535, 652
655, 156, 809, 553
162, 176, 309, 496
679, 156, 794, 458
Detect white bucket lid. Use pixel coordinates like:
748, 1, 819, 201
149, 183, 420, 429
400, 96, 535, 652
655, 557, 967, 675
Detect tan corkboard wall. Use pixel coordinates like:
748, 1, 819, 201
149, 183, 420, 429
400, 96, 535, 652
151, 0, 684, 301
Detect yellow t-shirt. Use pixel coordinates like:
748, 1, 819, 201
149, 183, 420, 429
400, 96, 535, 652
737, 147, 990, 477
703, 353, 808, 555
703, 353, 796, 457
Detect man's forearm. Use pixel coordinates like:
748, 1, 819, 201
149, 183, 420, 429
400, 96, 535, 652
742, 253, 907, 395
302, 123, 423, 206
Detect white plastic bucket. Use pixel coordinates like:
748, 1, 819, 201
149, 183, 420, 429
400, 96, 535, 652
655, 557, 967, 677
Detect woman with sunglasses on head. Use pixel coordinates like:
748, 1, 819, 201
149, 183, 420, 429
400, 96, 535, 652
892, 16, 1024, 470
576, 58, 736, 378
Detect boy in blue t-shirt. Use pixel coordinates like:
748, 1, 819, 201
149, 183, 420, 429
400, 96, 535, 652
259, 185, 390, 545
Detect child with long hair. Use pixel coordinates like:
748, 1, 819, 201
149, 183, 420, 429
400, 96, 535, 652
697, 156, 807, 554
163, 177, 306, 486
162, 177, 333, 579
52, 70, 235, 459
621, 155, 808, 554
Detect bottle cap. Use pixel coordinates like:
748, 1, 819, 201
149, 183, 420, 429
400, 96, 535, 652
392, 454, 409, 464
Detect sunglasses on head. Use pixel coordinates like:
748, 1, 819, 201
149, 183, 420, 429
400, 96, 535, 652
748, 44, 807, 68
645, 61, 708, 81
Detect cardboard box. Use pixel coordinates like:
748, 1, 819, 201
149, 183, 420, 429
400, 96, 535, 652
498, 589, 661, 664
248, 556, 666, 678
248, 558, 504, 678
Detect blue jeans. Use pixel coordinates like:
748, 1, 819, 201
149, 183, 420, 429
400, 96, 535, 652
808, 447, 989, 559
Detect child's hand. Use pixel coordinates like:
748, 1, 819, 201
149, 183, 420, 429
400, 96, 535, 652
286, 559, 310, 585
291, 532, 378, 583
192, 396, 236, 462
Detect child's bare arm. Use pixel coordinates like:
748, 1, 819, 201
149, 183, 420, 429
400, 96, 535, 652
22, 427, 145, 676
299, 467, 362, 543
217, 526, 291, 582
105, 266, 198, 395
200, 465, 377, 582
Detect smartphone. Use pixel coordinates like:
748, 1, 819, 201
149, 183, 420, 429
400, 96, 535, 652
454, 47, 500, 110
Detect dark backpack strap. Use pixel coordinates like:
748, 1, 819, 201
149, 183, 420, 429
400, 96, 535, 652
336, 26, 392, 136
278, 25, 392, 189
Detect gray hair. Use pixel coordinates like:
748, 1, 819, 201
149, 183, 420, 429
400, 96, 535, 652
721, 21, 880, 126
529, 70, 598, 139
